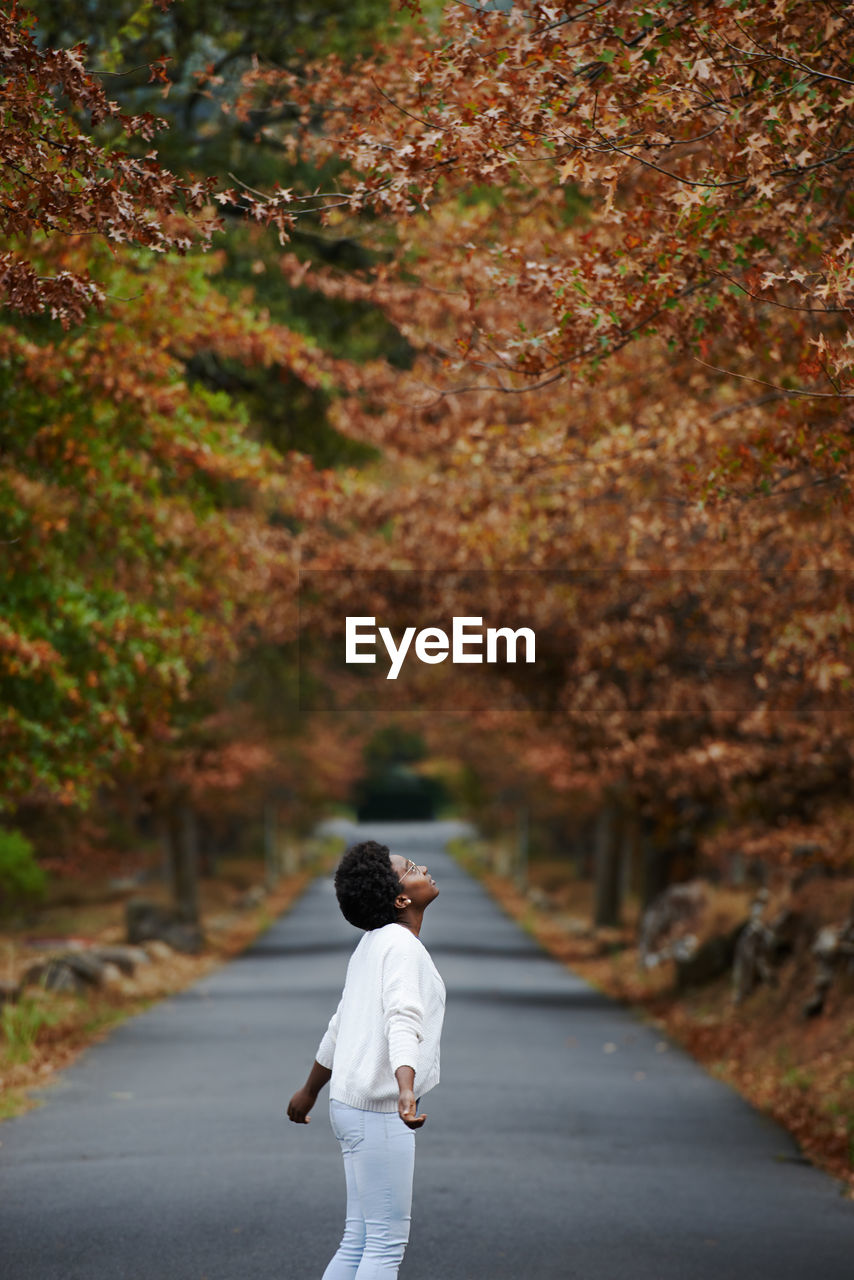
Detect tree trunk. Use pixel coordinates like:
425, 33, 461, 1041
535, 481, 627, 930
167, 802, 200, 924
594, 798, 623, 927
198, 813, 217, 878
515, 804, 529, 890
263, 800, 278, 889
622, 808, 643, 900
572, 815, 595, 879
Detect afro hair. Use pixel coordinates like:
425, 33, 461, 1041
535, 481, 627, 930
334, 840, 403, 931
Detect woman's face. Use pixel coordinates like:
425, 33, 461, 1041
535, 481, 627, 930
390, 854, 439, 909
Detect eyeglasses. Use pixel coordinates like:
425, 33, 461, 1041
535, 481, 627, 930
399, 859, 421, 881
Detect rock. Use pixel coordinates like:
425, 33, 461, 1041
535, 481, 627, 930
100, 962, 124, 988
765, 908, 803, 962
143, 939, 175, 961
732, 897, 809, 1006
41, 960, 89, 994
22, 952, 112, 998
126, 899, 173, 944
91, 944, 149, 975
671, 934, 699, 963
125, 900, 204, 954
731, 892, 811, 1006
676, 923, 745, 991
22, 961, 48, 988
25, 951, 107, 994
813, 923, 841, 962
803, 915, 854, 1018
639, 880, 707, 970
732, 890, 774, 1004
0, 979, 20, 1006
22, 944, 153, 997
161, 922, 204, 954
57, 950, 106, 986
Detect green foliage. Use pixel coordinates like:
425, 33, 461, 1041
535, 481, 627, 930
0, 241, 290, 805
0, 828, 47, 911
206, 228, 410, 469
364, 725, 428, 769
29, 0, 401, 180
355, 729, 448, 821
185, 349, 378, 470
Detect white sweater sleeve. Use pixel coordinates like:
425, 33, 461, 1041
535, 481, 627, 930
315, 995, 343, 1070
381, 940, 425, 1077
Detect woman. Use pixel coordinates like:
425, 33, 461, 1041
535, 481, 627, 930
287, 839, 445, 1279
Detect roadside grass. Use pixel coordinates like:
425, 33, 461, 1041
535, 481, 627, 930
0, 1087, 32, 1121
1, 997, 62, 1066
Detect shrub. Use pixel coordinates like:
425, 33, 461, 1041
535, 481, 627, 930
0, 828, 47, 914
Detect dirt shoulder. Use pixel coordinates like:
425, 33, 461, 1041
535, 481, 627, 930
0, 865, 314, 1121
458, 852, 854, 1197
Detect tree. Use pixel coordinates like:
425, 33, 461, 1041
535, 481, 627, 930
0, 4, 217, 326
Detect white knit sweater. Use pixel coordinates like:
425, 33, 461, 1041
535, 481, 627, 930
315, 922, 446, 1113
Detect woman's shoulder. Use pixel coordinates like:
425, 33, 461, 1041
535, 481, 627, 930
368, 923, 435, 965
371, 922, 418, 948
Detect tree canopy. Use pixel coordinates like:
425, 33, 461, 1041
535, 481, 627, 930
3, 0, 853, 887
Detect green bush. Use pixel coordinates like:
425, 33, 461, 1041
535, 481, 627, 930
0, 828, 47, 913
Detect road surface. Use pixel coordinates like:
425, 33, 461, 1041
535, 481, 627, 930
1, 820, 851, 1278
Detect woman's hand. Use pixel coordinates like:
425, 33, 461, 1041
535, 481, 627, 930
398, 1088, 427, 1129
395, 1065, 426, 1128
287, 1087, 317, 1124
287, 1061, 332, 1124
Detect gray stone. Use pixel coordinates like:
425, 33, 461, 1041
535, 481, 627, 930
676, 923, 745, 990
804, 914, 854, 1018
733, 890, 774, 1004
56, 951, 106, 986
125, 900, 204, 954
639, 880, 707, 969
91, 945, 149, 975
126, 899, 173, 944
143, 939, 174, 961
160, 922, 204, 954
100, 962, 124, 988
41, 960, 89, 994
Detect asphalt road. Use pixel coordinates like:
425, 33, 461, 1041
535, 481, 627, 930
1, 820, 851, 1279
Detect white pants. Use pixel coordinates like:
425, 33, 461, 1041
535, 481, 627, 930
321, 1099, 416, 1279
